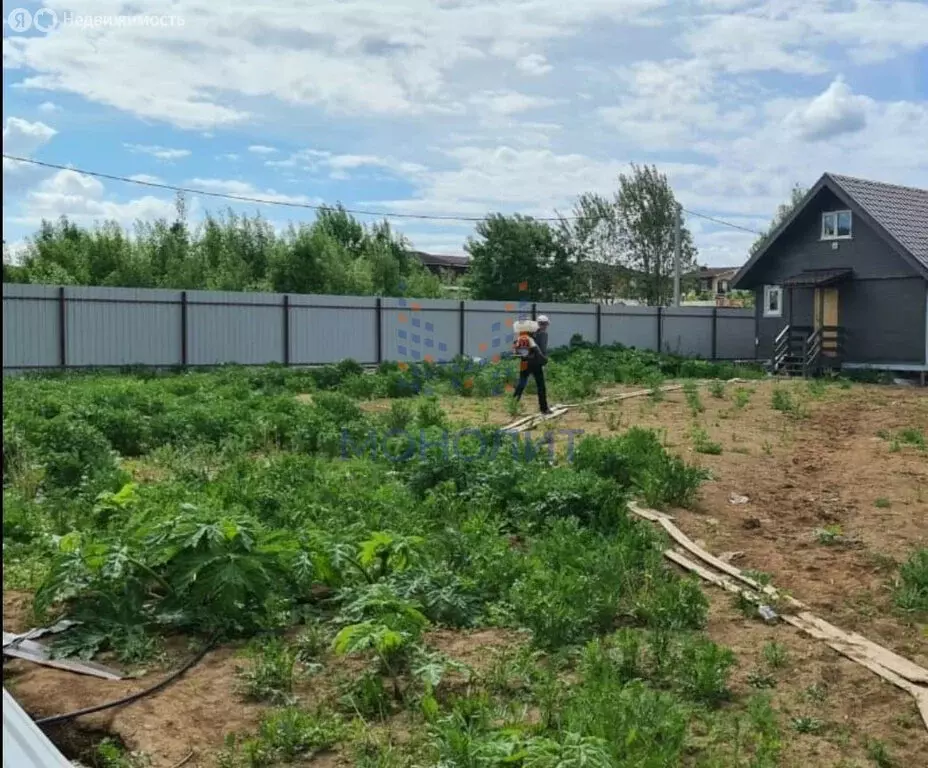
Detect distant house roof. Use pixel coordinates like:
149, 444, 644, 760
693, 266, 740, 278
734, 173, 928, 288
413, 252, 469, 270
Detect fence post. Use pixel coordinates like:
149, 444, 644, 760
531, 302, 537, 321
58, 286, 67, 368
459, 300, 465, 357
595, 303, 602, 346
711, 307, 718, 360
375, 297, 383, 365
283, 294, 290, 366
656, 306, 662, 353
180, 291, 188, 367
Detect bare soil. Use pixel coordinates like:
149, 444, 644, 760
4, 379, 926, 766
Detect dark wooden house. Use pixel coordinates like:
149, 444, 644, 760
732, 173, 928, 381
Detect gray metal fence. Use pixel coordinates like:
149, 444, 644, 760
2, 283, 758, 372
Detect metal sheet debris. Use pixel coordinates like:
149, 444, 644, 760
2, 633, 123, 680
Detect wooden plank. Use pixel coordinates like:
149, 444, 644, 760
785, 614, 928, 731
792, 612, 928, 685
627, 501, 675, 522
651, 516, 788, 603
663, 551, 928, 732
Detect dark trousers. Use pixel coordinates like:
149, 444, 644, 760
513, 367, 548, 412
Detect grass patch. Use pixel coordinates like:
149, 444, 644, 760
689, 425, 723, 456
894, 549, 928, 614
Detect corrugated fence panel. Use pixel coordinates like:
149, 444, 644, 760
716, 310, 756, 359
536, 303, 597, 347
3, 284, 763, 372
66, 286, 182, 367
463, 300, 519, 360
2, 284, 59, 370
187, 291, 283, 365
291, 294, 378, 365
3, 687, 73, 768
382, 297, 461, 363
662, 307, 713, 358
601, 306, 659, 350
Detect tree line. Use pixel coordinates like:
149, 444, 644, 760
3, 164, 800, 304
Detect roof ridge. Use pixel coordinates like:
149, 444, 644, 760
826, 172, 928, 196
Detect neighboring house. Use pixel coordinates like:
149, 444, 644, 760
732, 172, 928, 381
413, 252, 469, 277
693, 266, 740, 296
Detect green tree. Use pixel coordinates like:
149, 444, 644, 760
465, 213, 576, 301
4, 201, 442, 299
750, 183, 807, 255
614, 164, 697, 306
558, 193, 625, 301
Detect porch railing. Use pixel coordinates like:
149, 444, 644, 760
772, 324, 845, 377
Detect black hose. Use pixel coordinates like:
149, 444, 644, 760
34, 637, 216, 727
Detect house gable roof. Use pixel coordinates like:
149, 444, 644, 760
732, 173, 928, 288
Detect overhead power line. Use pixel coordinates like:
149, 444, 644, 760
2, 154, 764, 234
682, 207, 763, 235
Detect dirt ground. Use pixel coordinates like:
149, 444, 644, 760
413, 377, 928, 762
4, 378, 926, 766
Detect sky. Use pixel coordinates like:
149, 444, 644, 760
3, 0, 927, 268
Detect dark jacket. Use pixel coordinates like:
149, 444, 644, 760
528, 330, 548, 370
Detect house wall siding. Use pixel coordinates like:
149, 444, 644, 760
754, 279, 926, 363
745, 188, 926, 362
841, 278, 926, 363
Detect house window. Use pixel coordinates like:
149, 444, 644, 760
822, 210, 852, 240
763, 285, 783, 318
719, 280, 729, 294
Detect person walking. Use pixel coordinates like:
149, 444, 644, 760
513, 315, 551, 414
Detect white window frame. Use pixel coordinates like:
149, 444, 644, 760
763, 285, 783, 318
822, 210, 853, 241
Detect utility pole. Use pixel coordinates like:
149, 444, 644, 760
673, 203, 682, 307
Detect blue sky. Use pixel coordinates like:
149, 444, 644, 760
3, 0, 927, 267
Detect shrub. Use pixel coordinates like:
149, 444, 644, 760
574, 430, 708, 509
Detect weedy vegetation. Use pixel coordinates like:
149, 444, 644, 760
0, 350, 834, 766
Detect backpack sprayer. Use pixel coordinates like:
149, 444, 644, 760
512, 319, 538, 372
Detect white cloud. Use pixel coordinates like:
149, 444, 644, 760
3, 117, 58, 201
2, 0, 670, 128
185, 177, 323, 206
469, 90, 560, 116
128, 174, 164, 184
37, 101, 60, 113
218, 153, 241, 161
124, 143, 191, 161
248, 145, 278, 154
784, 78, 868, 142
3, 116, 57, 156
516, 54, 553, 76
265, 149, 427, 180
599, 58, 753, 149
11, 169, 179, 227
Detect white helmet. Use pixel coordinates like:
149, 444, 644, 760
537, 314, 550, 325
